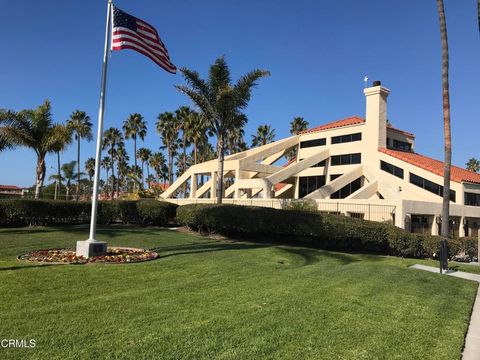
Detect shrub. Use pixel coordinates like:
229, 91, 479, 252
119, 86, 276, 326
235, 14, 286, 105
0, 199, 177, 227
285, 199, 318, 213
176, 204, 473, 259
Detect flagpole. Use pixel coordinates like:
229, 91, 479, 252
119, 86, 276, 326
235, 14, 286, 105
77, 0, 112, 257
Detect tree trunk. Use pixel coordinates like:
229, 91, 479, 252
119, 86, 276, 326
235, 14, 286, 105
168, 147, 173, 185
111, 148, 115, 200
146, 165, 150, 189
194, 138, 198, 164
133, 135, 137, 191
35, 155, 46, 199
57, 151, 62, 198
76, 134, 80, 200
66, 183, 70, 200
437, 0, 452, 239
216, 135, 224, 204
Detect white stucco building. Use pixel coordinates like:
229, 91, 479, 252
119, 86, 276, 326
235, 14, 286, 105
162, 81, 480, 237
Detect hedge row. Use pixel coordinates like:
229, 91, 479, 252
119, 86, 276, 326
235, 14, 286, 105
176, 204, 477, 259
0, 199, 178, 227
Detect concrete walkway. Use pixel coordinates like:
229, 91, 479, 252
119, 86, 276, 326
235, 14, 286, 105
410, 264, 480, 360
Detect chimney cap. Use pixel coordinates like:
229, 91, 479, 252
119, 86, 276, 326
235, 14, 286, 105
372, 80, 381, 87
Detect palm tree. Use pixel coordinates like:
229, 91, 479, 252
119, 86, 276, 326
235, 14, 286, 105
0, 100, 71, 198
251, 124, 276, 147
66, 110, 93, 199
123, 113, 147, 189
226, 115, 248, 154
102, 127, 123, 199
61, 161, 77, 200
0, 134, 11, 152
437, 0, 452, 239
176, 56, 270, 203
175, 106, 194, 177
85, 157, 96, 197
290, 117, 309, 135
137, 147, 152, 188
116, 144, 129, 194
149, 152, 167, 182
466, 158, 480, 173
156, 112, 180, 184
50, 124, 72, 200
288, 117, 309, 160
101, 156, 111, 196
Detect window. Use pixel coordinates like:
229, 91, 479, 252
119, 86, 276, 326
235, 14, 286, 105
330, 174, 343, 181
409, 173, 456, 202
331, 132, 362, 144
330, 177, 362, 199
465, 192, 480, 206
299, 176, 326, 198
380, 160, 404, 179
348, 212, 365, 219
331, 153, 361, 166
300, 138, 326, 149
392, 139, 412, 151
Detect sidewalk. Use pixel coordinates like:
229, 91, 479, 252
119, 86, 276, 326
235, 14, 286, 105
410, 264, 480, 360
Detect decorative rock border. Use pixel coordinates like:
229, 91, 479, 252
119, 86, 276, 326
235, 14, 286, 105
17, 247, 158, 264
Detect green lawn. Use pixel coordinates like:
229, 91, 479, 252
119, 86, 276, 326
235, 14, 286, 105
0, 226, 477, 360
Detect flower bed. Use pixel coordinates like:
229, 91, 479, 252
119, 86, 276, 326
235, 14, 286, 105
17, 247, 158, 264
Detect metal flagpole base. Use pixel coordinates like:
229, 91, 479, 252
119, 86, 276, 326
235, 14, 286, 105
76, 239, 107, 258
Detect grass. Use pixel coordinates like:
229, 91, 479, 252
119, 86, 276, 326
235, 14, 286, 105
0, 225, 477, 359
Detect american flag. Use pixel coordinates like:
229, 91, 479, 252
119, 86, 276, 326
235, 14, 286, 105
111, 6, 176, 74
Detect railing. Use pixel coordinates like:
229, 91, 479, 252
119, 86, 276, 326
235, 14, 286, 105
164, 198, 396, 223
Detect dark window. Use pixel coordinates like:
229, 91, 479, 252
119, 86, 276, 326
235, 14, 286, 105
330, 174, 343, 181
331, 177, 362, 199
409, 173, 456, 202
299, 176, 326, 198
391, 139, 412, 151
331, 132, 362, 144
380, 160, 404, 179
465, 192, 480, 206
300, 138, 326, 149
331, 153, 361, 166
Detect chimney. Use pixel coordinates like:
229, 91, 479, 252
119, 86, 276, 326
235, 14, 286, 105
363, 80, 390, 149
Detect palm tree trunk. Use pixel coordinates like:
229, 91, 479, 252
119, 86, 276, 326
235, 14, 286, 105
54, 151, 60, 200
133, 135, 137, 191
57, 151, 62, 195
76, 134, 80, 200
111, 148, 115, 200
168, 145, 173, 185
146, 165, 150, 189
35, 155, 46, 199
437, 0, 452, 238
216, 135, 224, 204
194, 138, 198, 164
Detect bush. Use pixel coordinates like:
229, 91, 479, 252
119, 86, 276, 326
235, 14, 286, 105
176, 204, 474, 259
0, 199, 177, 227
285, 199, 318, 213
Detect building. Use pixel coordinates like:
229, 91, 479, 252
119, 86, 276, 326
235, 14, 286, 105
0, 185, 28, 198
161, 81, 480, 237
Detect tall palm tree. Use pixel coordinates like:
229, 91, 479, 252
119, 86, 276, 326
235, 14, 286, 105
149, 152, 167, 182
50, 123, 72, 200
137, 147, 152, 188
116, 144, 129, 194
61, 161, 77, 200
466, 158, 480, 173
176, 56, 270, 203
123, 113, 147, 190
187, 111, 211, 164
225, 114, 248, 154
437, 0, 452, 239
175, 106, 194, 177
290, 117, 309, 135
102, 127, 123, 199
66, 110, 93, 199
287, 117, 309, 160
251, 124, 275, 147
0, 100, 70, 198
100, 157, 111, 196
156, 112, 180, 184
85, 157, 96, 197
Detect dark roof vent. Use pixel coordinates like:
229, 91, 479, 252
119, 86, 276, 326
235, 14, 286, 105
373, 80, 381, 87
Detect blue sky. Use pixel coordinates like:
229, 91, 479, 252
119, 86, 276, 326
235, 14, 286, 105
0, 0, 479, 187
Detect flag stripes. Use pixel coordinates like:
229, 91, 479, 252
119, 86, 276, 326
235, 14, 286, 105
111, 6, 176, 73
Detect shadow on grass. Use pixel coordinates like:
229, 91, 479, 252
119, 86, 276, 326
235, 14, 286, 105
279, 247, 363, 266
150, 241, 271, 259
0, 263, 66, 271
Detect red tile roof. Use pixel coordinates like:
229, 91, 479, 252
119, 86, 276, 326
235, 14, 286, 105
0, 185, 22, 190
379, 148, 480, 184
300, 116, 365, 134
387, 124, 415, 137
